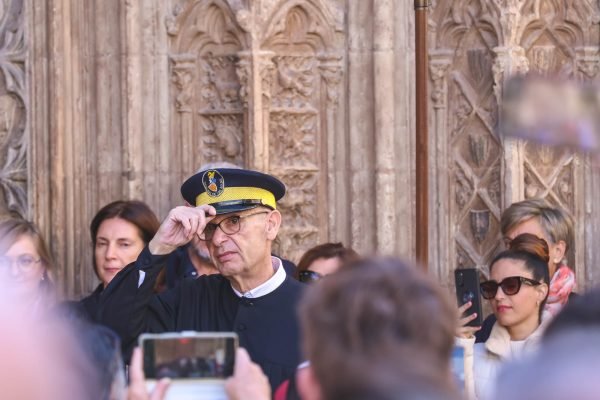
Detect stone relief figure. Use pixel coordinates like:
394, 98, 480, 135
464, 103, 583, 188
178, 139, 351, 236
173, 67, 195, 112
201, 116, 241, 158
200, 56, 241, 111
274, 57, 315, 106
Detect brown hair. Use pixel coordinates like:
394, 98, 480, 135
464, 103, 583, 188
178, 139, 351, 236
0, 218, 56, 283
296, 242, 359, 278
491, 233, 550, 320
501, 198, 574, 264
90, 201, 160, 278
300, 257, 457, 399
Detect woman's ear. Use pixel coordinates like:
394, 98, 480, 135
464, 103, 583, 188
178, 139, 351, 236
537, 283, 549, 303
265, 210, 281, 240
552, 240, 567, 265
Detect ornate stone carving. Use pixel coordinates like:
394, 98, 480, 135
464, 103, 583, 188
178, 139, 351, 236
272, 56, 316, 109
319, 55, 343, 106
575, 47, 600, 79
170, 54, 196, 113
0, 0, 27, 218
235, 53, 251, 108
455, 168, 472, 211
555, 168, 573, 208
199, 54, 242, 112
429, 53, 452, 109
451, 89, 472, 139
524, 170, 542, 199
269, 112, 318, 169
470, 209, 490, 243
456, 246, 474, 270
530, 46, 556, 75
199, 114, 243, 162
469, 134, 489, 168
275, 170, 320, 262
259, 53, 276, 102
169, 1, 246, 169
487, 168, 501, 208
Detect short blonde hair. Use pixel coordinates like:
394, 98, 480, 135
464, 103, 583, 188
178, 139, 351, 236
501, 198, 574, 258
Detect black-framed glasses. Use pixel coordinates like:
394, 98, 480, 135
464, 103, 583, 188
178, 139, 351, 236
0, 254, 42, 272
198, 211, 270, 241
480, 276, 541, 300
298, 270, 323, 283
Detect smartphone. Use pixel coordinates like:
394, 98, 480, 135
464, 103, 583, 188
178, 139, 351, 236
139, 331, 237, 400
454, 268, 483, 327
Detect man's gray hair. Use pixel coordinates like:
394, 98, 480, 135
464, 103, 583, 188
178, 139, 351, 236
196, 161, 242, 174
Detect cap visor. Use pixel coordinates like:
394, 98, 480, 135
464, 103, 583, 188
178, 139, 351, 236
212, 203, 261, 215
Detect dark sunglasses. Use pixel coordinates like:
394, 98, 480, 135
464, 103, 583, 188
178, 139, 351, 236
298, 270, 323, 283
480, 276, 541, 300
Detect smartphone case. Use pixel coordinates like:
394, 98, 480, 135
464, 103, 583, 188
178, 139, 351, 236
454, 268, 483, 327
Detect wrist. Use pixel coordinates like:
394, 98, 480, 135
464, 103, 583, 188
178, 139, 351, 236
148, 238, 176, 255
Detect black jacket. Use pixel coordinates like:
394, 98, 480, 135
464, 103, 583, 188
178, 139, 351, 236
92, 246, 304, 391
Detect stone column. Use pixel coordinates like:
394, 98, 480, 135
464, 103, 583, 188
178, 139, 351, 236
373, 0, 397, 254
347, 0, 375, 253
428, 50, 452, 281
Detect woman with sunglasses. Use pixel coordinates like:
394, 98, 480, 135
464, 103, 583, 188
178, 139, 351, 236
474, 199, 575, 343
456, 233, 551, 400
295, 242, 359, 283
0, 218, 57, 314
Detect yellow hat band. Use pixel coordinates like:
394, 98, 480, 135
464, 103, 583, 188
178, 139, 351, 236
196, 186, 277, 210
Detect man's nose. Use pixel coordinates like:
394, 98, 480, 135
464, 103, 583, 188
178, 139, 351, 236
210, 226, 229, 246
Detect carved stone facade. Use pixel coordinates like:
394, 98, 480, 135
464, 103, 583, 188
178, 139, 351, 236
0, 1, 27, 219
6, 0, 600, 296
430, 0, 600, 291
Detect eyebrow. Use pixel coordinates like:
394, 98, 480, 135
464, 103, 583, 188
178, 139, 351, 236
96, 237, 136, 242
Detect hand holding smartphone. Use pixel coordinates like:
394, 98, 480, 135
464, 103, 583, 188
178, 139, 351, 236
139, 332, 237, 400
454, 268, 483, 328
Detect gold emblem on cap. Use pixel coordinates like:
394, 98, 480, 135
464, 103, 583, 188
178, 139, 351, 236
202, 169, 225, 197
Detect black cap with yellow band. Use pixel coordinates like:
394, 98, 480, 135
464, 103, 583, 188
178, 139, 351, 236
180, 168, 286, 215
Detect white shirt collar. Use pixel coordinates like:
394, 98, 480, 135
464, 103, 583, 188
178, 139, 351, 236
231, 256, 287, 298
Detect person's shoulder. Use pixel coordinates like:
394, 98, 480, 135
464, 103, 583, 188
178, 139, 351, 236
281, 274, 304, 293
179, 273, 230, 293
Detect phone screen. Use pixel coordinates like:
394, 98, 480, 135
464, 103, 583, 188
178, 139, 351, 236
142, 335, 236, 380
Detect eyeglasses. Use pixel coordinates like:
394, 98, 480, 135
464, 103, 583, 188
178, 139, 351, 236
298, 270, 323, 283
198, 211, 270, 241
480, 276, 541, 300
0, 254, 42, 272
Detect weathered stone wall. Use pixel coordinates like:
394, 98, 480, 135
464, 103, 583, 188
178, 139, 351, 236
0, 0, 597, 297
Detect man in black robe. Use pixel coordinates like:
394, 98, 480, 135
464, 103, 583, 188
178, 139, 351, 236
96, 168, 303, 391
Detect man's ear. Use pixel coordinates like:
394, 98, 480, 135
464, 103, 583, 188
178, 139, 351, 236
265, 210, 281, 240
297, 365, 322, 400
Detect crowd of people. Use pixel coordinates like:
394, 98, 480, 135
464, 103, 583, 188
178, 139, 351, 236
0, 164, 597, 400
